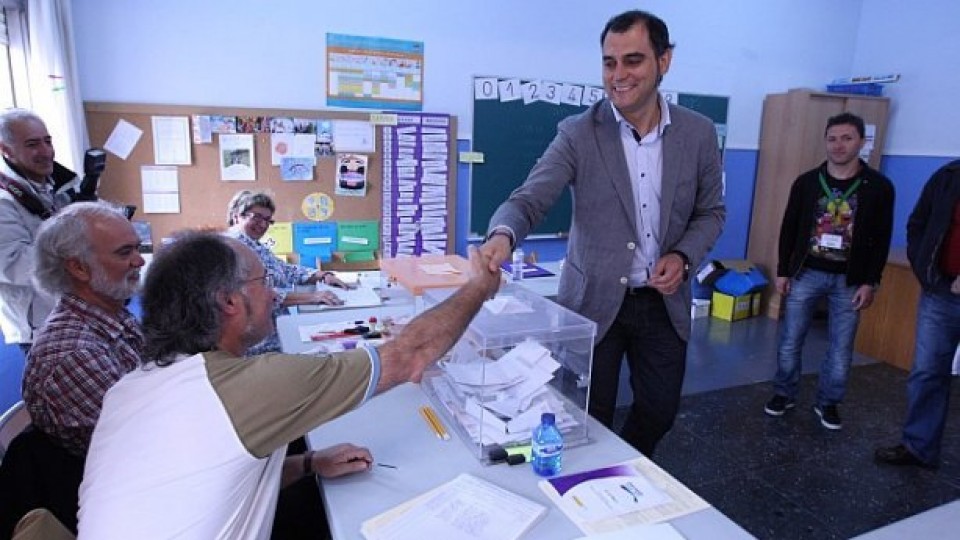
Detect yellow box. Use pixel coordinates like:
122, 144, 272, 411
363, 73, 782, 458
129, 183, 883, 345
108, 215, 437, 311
711, 291, 761, 321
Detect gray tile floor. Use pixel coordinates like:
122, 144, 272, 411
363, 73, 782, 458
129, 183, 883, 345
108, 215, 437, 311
629, 315, 960, 539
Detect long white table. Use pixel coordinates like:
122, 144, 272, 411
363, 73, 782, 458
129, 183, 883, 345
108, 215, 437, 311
280, 266, 750, 539
305, 384, 752, 540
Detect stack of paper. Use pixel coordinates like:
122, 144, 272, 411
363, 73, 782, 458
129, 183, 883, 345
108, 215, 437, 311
539, 458, 710, 536
429, 339, 579, 446
361, 473, 546, 540
297, 283, 382, 313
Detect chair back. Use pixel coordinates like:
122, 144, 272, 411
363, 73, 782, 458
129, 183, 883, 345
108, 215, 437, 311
0, 401, 30, 461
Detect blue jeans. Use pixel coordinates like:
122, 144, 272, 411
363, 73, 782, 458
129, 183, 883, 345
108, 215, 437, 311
902, 290, 960, 464
773, 269, 860, 406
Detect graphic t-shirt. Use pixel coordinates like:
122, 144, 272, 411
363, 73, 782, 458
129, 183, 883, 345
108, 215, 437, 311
804, 172, 860, 274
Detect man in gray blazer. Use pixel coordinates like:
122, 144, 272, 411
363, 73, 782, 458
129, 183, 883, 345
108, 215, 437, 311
482, 10, 725, 456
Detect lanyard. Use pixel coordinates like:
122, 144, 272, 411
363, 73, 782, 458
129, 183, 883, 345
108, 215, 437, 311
818, 172, 862, 208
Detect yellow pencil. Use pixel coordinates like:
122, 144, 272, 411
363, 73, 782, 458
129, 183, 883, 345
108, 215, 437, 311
418, 406, 442, 439
419, 406, 450, 440
424, 406, 451, 440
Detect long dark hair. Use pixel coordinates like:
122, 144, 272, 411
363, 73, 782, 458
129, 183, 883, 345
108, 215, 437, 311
141, 232, 250, 366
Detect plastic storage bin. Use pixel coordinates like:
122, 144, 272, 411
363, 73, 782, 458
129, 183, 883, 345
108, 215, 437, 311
420, 283, 596, 462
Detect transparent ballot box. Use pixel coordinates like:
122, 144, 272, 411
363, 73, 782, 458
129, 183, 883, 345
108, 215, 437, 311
420, 284, 596, 462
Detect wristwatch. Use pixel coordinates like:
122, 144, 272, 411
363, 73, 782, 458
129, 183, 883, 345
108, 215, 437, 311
669, 250, 691, 282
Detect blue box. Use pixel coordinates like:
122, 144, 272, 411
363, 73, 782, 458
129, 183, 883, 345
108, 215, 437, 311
714, 267, 768, 297
826, 83, 883, 96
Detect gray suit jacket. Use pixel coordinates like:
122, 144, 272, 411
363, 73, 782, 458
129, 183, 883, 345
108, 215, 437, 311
488, 99, 725, 341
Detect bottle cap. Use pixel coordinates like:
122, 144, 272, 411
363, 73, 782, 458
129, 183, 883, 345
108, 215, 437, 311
541, 412, 555, 425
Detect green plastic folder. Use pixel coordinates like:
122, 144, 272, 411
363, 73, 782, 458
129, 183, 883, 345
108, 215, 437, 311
337, 220, 379, 261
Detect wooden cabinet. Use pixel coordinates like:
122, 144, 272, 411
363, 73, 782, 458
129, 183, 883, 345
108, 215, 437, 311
746, 89, 890, 318
854, 250, 919, 370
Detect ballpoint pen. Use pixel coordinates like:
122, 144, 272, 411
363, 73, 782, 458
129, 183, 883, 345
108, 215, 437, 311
348, 457, 397, 469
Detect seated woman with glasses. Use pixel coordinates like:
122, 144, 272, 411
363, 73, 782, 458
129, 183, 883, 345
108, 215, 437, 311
226, 190, 353, 355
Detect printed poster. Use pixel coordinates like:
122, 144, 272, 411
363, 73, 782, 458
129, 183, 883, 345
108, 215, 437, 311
219, 134, 256, 181
326, 33, 424, 111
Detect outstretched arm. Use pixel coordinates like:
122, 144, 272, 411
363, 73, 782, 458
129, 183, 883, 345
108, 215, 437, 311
373, 246, 501, 394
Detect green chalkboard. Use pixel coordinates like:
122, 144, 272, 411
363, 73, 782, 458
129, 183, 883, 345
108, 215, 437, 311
470, 87, 589, 237
470, 77, 729, 238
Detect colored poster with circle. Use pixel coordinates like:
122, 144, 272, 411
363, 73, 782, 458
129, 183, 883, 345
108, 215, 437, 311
301, 192, 335, 221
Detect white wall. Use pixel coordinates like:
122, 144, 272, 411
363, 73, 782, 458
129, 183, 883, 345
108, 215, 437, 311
72, 0, 863, 148
854, 1, 960, 156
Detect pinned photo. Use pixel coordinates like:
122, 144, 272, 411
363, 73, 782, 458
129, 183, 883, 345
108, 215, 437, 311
335, 153, 367, 197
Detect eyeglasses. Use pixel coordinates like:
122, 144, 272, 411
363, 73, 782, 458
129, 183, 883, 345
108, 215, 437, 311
243, 273, 275, 289
243, 212, 275, 226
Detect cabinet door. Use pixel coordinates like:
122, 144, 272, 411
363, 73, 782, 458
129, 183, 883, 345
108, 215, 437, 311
747, 90, 889, 318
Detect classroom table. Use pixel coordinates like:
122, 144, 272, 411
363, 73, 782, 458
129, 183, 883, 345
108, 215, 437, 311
281, 264, 749, 539
304, 383, 752, 540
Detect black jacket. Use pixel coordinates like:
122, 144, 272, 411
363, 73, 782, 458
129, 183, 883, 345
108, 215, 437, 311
906, 159, 960, 292
777, 160, 895, 286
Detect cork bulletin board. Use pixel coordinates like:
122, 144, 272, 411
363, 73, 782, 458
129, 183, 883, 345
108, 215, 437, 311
84, 102, 457, 267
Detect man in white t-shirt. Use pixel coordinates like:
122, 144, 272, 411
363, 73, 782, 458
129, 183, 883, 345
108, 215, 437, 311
77, 233, 500, 539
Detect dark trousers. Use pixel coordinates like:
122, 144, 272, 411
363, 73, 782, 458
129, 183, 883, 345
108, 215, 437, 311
589, 288, 687, 457
0, 428, 84, 539
271, 436, 330, 540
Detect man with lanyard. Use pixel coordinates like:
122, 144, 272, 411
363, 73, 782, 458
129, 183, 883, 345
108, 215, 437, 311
764, 112, 895, 430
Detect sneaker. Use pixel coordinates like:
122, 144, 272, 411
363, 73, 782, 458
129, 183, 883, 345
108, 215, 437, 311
814, 404, 842, 430
764, 395, 795, 417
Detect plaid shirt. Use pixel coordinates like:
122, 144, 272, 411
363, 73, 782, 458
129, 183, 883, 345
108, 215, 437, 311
22, 294, 143, 456
226, 230, 314, 293
226, 230, 316, 354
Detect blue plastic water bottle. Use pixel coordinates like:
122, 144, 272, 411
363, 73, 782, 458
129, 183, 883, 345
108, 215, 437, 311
531, 412, 563, 476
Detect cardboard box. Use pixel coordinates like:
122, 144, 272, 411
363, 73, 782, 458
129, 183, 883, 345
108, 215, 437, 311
711, 291, 762, 321
691, 299, 711, 319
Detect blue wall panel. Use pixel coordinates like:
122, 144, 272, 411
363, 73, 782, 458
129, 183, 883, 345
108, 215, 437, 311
879, 155, 956, 249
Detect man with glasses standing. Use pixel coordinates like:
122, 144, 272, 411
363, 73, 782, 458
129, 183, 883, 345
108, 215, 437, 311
226, 190, 351, 355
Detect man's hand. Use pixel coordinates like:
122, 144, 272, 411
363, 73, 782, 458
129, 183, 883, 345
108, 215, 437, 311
952, 275, 960, 295
311, 443, 374, 478
478, 234, 512, 274
322, 272, 356, 290
851, 284, 875, 311
776, 276, 791, 296
647, 252, 685, 295
313, 290, 344, 306
373, 245, 503, 393
467, 244, 503, 300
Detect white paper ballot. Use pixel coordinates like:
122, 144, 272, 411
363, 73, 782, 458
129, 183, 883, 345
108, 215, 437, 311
104, 119, 143, 160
